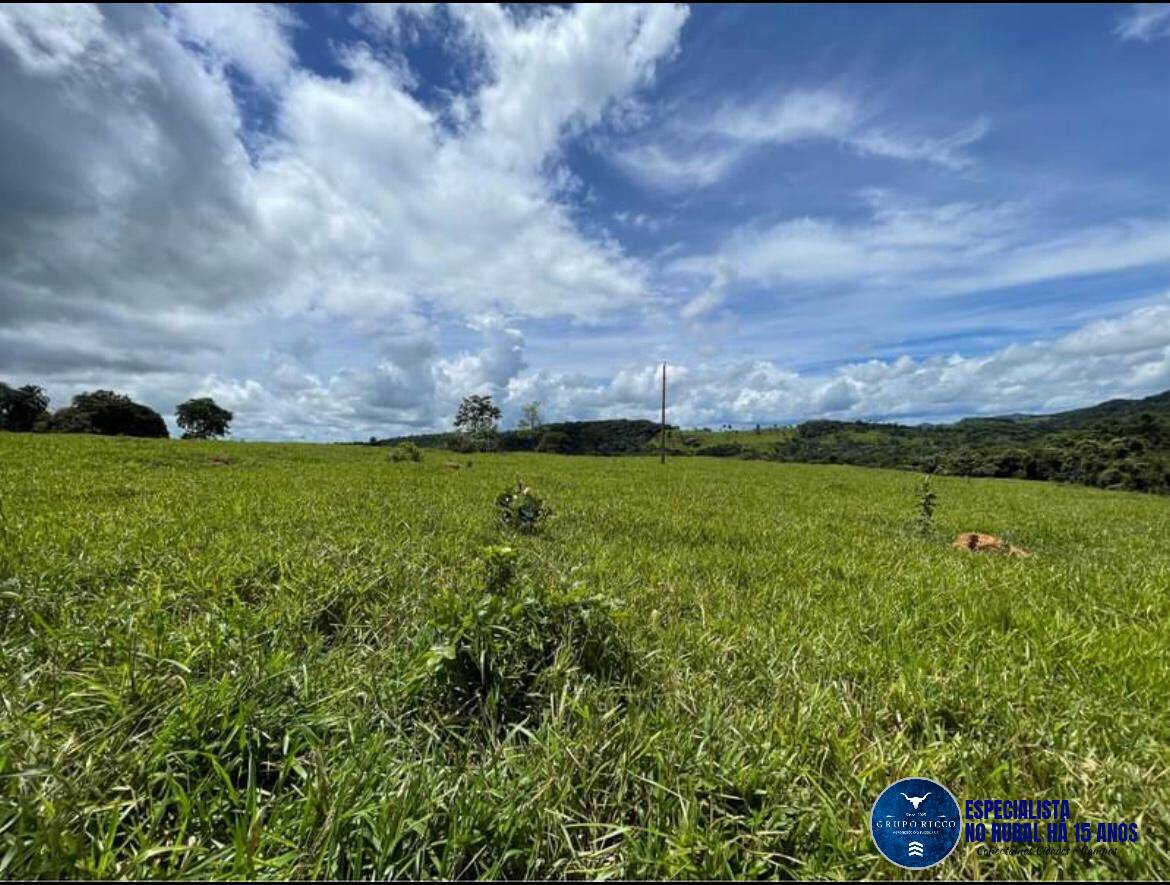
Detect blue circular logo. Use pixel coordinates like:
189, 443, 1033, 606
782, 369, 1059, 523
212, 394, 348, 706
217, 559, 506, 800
870, 777, 961, 869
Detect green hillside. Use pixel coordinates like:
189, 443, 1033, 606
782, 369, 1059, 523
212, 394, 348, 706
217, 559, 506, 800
752, 389, 1170, 492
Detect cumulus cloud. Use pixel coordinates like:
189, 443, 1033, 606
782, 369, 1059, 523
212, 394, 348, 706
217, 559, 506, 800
88, 291, 1170, 441
0, 2, 688, 327
0, 2, 687, 432
165, 2, 300, 89
500, 295, 1170, 428
182, 315, 530, 440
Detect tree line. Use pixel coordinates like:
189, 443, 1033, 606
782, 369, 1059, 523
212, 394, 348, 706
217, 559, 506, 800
439, 391, 1170, 494
0, 383, 233, 440
371, 394, 666, 456
681, 408, 1170, 494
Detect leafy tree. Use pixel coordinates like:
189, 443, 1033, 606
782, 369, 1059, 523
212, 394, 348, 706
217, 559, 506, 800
176, 397, 233, 439
454, 394, 502, 451
0, 383, 49, 431
43, 390, 168, 438
518, 401, 543, 433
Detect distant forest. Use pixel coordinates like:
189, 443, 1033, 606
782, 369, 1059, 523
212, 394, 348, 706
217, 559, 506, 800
375, 390, 1170, 495
763, 394, 1170, 494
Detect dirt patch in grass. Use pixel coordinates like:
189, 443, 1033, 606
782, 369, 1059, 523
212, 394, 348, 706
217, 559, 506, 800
952, 532, 1031, 557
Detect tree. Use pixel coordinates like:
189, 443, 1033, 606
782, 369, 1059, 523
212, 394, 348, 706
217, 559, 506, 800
454, 394, 501, 451
176, 397, 233, 439
0, 383, 49, 431
43, 390, 168, 438
518, 401, 543, 433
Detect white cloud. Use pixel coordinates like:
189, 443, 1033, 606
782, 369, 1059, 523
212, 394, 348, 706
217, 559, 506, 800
0, 3, 109, 75
1053, 300, 1170, 357
684, 194, 1170, 300
0, 3, 688, 393
455, 3, 689, 169
256, 4, 689, 321
706, 88, 857, 144
355, 4, 437, 41
1115, 4, 1170, 41
500, 295, 1170, 428
608, 142, 742, 191
182, 315, 530, 440
850, 117, 991, 171
0, 3, 697, 438
67, 292, 1168, 441
608, 88, 990, 191
680, 263, 731, 320
165, 3, 300, 89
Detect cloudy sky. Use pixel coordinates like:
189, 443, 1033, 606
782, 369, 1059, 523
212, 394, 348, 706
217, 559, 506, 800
2, 3, 1169, 440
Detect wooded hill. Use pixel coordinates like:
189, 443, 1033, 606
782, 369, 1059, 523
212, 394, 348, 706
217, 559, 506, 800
676, 389, 1170, 493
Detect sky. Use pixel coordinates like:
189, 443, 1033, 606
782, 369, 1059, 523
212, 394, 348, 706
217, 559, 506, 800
1, 3, 1169, 440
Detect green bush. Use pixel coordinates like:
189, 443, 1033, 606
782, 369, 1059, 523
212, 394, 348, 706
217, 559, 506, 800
388, 441, 423, 462
413, 546, 634, 726
496, 481, 551, 534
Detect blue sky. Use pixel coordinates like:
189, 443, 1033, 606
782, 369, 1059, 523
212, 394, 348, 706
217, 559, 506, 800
1, 3, 1169, 439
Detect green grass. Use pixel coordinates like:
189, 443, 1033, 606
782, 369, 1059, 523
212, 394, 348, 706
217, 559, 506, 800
2, 433, 1169, 879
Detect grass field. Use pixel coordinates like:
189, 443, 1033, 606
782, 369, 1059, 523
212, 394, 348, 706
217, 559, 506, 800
2, 433, 1169, 879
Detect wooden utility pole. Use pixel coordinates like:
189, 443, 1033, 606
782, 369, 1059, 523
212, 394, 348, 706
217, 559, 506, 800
660, 361, 667, 464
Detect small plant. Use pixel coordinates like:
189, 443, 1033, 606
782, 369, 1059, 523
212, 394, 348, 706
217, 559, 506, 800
388, 441, 423, 462
915, 473, 937, 534
413, 545, 633, 726
477, 544, 517, 592
496, 481, 551, 534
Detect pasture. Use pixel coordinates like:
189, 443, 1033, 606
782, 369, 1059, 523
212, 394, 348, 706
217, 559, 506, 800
1, 434, 1168, 879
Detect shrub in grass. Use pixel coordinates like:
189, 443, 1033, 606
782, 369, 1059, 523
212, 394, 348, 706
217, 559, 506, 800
914, 473, 937, 535
388, 442, 423, 462
495, 481, 551, 534
413, 545, 633, 726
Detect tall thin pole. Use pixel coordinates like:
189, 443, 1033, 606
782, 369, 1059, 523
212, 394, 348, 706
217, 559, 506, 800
660, 361, 667, 464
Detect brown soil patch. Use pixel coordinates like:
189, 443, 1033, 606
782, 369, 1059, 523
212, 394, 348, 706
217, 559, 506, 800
952, 532, 1031, 557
